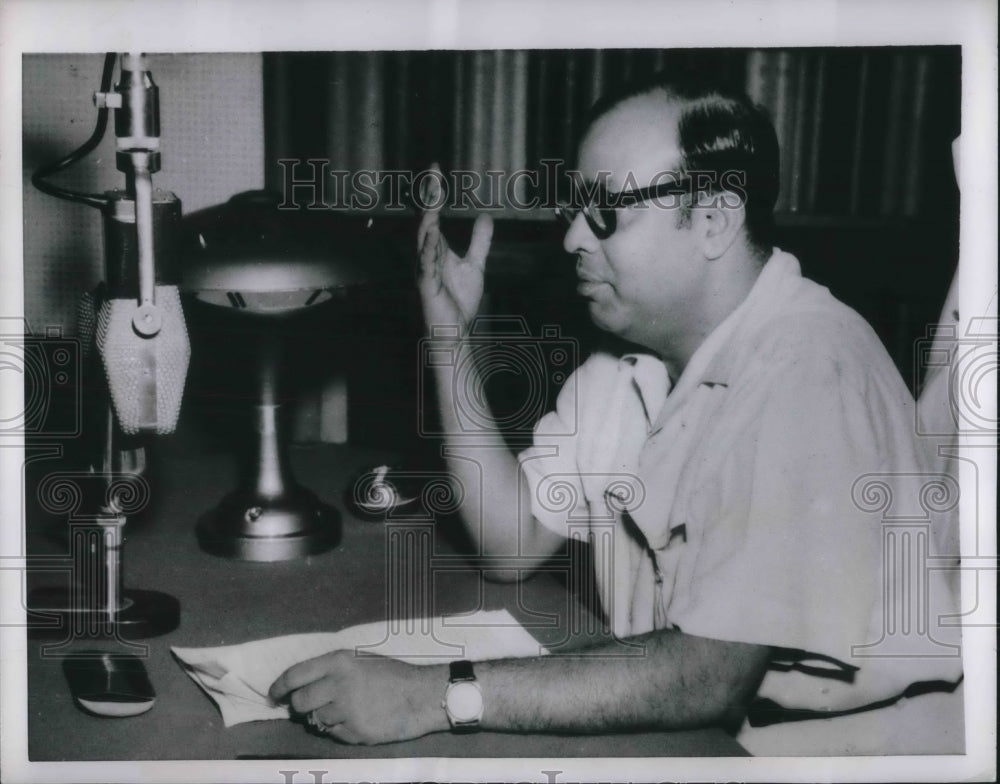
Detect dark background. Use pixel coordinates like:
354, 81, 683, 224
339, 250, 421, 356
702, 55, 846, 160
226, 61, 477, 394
229, 47, 961, 452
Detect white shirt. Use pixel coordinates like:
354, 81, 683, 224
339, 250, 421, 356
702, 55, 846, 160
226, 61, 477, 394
518, 250, 963, 752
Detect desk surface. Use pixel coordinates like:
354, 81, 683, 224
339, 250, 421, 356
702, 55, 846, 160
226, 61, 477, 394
25, 439, 746, 760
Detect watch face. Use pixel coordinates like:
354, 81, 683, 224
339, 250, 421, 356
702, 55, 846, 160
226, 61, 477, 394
446, 680, 483, 722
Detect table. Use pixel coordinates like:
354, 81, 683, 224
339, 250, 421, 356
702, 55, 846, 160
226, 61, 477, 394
25, 435, 747, 760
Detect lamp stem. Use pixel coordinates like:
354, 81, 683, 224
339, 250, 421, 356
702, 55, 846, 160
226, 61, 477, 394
253, 329, 292, 499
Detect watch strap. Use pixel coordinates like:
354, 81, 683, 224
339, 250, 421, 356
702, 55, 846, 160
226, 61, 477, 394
449, 659, 475, 682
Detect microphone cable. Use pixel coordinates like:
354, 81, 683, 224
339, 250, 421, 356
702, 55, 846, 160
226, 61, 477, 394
30, 52, 117, 209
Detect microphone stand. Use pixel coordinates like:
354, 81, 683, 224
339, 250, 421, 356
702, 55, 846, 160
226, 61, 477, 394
27, 377, 181, 643
27, 53, 182, 643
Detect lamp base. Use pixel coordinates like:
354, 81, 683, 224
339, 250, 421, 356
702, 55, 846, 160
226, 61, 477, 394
26, 587, 181, 640
196, 485, 341, 562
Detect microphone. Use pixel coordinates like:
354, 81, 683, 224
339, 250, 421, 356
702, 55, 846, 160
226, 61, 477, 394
95, 53, 190, 435
96, 284, 189, 435
76, 286, 99, 360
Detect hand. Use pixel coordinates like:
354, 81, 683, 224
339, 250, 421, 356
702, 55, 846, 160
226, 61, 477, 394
417, 163, 494, 335
268, 651, 449, 745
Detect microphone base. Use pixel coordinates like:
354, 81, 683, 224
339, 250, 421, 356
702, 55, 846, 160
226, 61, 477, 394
26, 587, 181, 640
196, 485, 341, 562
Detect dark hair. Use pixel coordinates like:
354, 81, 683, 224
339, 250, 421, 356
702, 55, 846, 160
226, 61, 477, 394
583, 72, 780, 250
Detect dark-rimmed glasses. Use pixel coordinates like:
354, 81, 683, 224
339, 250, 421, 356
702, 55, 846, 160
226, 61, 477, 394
555, 178, 693, 239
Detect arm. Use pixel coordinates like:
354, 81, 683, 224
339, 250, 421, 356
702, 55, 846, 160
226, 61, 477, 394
476, 629, 770, 734
416, 176, 565, 568
268, 628, 772, 745
430, 357, 566, 570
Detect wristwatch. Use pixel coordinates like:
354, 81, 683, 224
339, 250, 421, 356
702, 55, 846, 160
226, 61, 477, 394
442, 660, 483, 733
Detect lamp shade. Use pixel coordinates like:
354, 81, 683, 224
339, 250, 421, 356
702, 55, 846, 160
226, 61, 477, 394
180, 190, 405, 315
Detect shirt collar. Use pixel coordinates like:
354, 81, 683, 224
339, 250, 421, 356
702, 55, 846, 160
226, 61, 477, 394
616, 249, 803, 424
619, 354, 670, 427
684, 248, 803, 389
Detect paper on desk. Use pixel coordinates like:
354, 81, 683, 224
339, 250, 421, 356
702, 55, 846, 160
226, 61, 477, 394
171, 609, 547, 726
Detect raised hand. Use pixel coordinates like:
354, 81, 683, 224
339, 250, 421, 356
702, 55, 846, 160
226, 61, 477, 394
417, 165, 494, 335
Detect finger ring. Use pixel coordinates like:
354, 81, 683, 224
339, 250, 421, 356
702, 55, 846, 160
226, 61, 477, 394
308, 710, 336, 733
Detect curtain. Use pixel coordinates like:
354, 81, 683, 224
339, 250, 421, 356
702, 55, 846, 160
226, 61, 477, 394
264, 47, 959, 221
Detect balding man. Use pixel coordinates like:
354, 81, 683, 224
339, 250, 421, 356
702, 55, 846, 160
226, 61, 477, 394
271, 76, 963, 755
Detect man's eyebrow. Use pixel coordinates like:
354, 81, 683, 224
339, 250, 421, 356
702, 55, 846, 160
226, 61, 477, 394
569, 175, 607, 202
569, 171, 606, 187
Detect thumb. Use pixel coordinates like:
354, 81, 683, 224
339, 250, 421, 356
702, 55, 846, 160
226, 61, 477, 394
466, 214, 494, 269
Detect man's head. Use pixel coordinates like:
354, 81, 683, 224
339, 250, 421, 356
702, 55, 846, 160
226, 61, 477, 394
563, 76, 779, 371
580, 75, 780, 250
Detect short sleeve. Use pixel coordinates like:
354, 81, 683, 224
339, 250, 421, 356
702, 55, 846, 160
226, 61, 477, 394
517, 352, 639, 537
518, 363, 588, 536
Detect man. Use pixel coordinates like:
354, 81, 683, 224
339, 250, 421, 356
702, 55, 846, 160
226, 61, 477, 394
270, 77, 963, 754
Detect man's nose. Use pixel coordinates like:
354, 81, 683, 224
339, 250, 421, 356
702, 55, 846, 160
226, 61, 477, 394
562, 210, 599, 255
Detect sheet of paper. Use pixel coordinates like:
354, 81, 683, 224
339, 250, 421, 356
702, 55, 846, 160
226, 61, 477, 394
171, 609, 547, 726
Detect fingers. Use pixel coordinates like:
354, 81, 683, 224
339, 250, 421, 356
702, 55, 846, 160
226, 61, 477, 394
278, 653, 421, 746
417, 212, 443, 281
325, 721, 363, 745
466, 213, 494, 270
416, 164, 492, 274
419, 162, 445, 212
416, 162, 445, 250
287, 677, 337, 715
417, 204, 441, 256
268, 650, 347, 703
308, 700, 348, 731
307, 700, 362, 744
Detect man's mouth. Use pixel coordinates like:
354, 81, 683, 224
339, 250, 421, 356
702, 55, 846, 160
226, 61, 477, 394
577, 277, 610, 297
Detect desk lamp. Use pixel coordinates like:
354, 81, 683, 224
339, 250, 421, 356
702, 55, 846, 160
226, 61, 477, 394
181, 193, 397, 561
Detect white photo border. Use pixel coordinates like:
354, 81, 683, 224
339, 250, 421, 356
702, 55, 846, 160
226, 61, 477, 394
1, 1, 996, 782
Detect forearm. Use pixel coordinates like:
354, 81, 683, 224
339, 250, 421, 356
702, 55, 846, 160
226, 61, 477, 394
474, 630, 771, 733
432, 341, 564, 565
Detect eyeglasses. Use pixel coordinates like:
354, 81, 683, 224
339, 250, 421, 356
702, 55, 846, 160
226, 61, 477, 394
555, 178, 693, 239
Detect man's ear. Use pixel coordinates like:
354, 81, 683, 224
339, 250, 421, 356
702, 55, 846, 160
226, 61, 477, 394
693, 190, 746, 260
